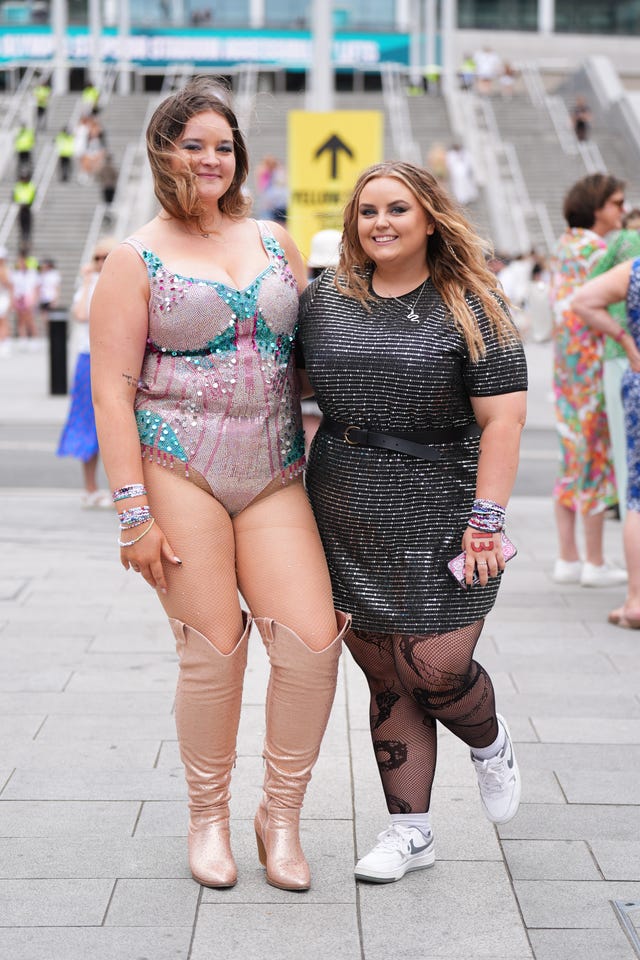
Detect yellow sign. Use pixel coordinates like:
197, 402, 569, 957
287, 110, 383, 262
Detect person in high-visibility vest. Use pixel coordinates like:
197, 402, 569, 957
55, 126, 76, 182
81, 83, 100, 115
14, 123, 35, 176
33, 79, 51, 131
13, 172, 36, 251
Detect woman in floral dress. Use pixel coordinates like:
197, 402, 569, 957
549, 173, 628, 588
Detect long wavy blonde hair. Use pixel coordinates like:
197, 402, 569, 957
335, 161, 519, 361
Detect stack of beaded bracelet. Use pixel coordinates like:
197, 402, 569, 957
468, 498, 506, 533
118, 505, 152, 530
112, 483, 147, 503
113, 484, 154, 548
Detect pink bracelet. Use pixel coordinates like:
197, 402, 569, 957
613, 328, 626, 343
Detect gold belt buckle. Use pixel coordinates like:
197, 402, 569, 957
344, 425, 359, 445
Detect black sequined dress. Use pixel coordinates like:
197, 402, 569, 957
298, 270, 528, 634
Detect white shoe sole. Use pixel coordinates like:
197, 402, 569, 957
354, 846, 435, 883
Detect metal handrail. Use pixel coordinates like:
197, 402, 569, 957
380, 62, 421, 165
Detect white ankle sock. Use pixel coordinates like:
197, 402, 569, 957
390, 812, 432, 840
471, 719, 506, 760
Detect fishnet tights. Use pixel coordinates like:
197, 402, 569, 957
346, 620, 497, 814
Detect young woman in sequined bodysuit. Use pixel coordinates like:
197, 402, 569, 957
90, 78, 348, 892
297, 161, 527, 883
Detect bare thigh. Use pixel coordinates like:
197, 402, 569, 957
233, 479, 338, 650
142, 461, 244, 653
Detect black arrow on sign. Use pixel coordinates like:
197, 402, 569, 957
314, 134, 354, 179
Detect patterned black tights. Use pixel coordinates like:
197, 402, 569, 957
346, 619, 497, 814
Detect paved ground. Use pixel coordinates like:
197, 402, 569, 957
1, 337, 640, 960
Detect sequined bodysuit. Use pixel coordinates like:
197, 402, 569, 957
126, 221, 305, 516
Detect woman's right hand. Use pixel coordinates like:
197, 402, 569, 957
120, 520, 182, 594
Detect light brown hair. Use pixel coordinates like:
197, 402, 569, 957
146, 75, 250, 231
336, 161, 518, 361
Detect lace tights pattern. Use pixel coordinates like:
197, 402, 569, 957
346, 619, 497, 814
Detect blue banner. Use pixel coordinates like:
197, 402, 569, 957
0, 27, 410, 67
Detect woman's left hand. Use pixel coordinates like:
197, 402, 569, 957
461, 527, 505, 587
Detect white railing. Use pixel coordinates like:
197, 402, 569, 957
235, 63, 258, 137
380, 62, 421, 165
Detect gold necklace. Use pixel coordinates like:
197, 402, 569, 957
378, 277, 429, 322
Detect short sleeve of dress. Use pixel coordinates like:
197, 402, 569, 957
461, 295, 528, 397
296, 273, 327, 369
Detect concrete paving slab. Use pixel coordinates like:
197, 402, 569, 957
528, 928, 637, 960
590, 840, 640, 880
0, 837, 191, 879
1, 767, 186, 801
0, 667, 74, 691
64, 653, 178, 693
358, 861, 532, 960
0, 579, 28, 601
0, 714, 45, 738
496, 692, 640, 718
498, 803, 640, 842
531, 717, 640, 744
0, 925, 192, 960
0, 801, 140, 838
557, 770, 640, 804
0, 691, 173, 715
0, 738, 161, 769
105, 878, 198, 926
191, 903, 360, 960
479, 650, 616, 675
37, 712, 176, 740
519, 740, 640, 763
0, 878, 114, 925
514, 879, 640, 928
502, 839, 600, 880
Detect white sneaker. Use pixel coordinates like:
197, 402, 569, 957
81, 490, 112, 509
471, 714, 521, 824
580, 561, 628, 588
552, 559, 582, 584
354, 824, 435, 883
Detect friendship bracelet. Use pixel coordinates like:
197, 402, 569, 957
118, 517, 155, 548
612, 328, 626, 343
119, 516, 153, 530
118, 505, 152, 529
468, 497, 506, 533
112, 483, 147, 503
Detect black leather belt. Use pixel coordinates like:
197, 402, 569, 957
321, 416, 481, 461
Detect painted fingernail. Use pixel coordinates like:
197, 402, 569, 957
174, 557, 182, 564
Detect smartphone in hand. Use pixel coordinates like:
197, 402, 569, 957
447, 532, 517, 589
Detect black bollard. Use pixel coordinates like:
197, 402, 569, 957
48, 308, 68, 395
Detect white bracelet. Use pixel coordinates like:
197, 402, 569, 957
118, 517, 155, 548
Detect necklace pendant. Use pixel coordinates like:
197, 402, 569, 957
406, 309, 420, 322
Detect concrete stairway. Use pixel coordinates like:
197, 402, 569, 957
0, 92, 156, 306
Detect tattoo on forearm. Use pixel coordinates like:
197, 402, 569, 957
122, 372, 138, 387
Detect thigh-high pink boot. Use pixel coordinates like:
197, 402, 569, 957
170, 613, 251, 887
253, 611, 350, 890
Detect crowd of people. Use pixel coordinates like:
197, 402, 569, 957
0, 246, 60, 358
1, 78, 119, 357
3, 70, 640, 899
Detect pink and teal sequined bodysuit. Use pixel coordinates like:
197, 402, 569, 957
126, 221, 305, 516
